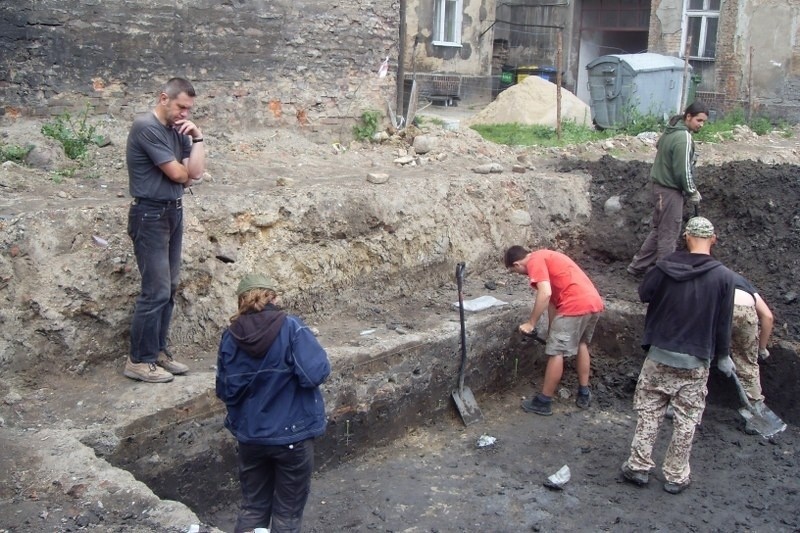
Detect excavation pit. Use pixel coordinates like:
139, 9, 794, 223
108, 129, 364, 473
2, 124, 800, 532
85, 302, 799, 532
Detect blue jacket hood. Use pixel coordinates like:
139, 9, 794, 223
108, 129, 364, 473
216, 313, 331, 445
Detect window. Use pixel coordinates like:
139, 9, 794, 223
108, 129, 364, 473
682, 0, 720, 59
433, 0, 462, 47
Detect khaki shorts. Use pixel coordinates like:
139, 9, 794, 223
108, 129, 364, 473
545, 312, 601, 357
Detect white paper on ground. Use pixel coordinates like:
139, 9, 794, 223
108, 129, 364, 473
547, 465, 571, 486
452, 295, 509, 312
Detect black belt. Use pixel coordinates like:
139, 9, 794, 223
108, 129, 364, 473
133, 197, 182, 209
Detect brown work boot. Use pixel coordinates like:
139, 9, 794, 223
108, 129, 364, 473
156, 350, 189, 375
124, 359, 174, 383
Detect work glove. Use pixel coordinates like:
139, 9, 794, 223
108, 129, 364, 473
717, 355, 736, 377
688, 190, 702, 204
758, 347, 770, 361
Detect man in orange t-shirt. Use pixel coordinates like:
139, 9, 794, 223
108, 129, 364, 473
505, 246, 605, 416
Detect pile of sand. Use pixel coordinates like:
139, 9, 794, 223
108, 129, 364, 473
465, 75, 591, 128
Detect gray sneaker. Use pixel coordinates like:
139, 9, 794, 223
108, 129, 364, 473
576, 389, 591, 409
124, 359, 174, 383
157, 350, 189, 375
621, 464, 649, 486
663, 479, 691, 494
626, 266, 645, 278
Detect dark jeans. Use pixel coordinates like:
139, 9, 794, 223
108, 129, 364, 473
127, 201, 183, 363
234, 439, 315, 533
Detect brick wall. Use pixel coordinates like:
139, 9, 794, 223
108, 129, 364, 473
0, 0, 399, 131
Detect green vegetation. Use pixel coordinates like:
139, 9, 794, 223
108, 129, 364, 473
41, 103, 104, 160
353, 110, 381, 141
472, 120, 614, 147
470, 106, 794, 147
415, 115, 444, 127
693, 107, 793, 142
51, 166, 80, 183
0, 142, 33, 164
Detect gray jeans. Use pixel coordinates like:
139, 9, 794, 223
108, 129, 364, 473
629, 183, 684, 273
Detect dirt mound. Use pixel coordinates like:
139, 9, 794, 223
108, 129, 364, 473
465, 76, 591, 128
557, 155, 800, 341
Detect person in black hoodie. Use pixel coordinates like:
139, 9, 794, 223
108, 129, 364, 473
217, 273, 331, 533
621, 216, 737, 495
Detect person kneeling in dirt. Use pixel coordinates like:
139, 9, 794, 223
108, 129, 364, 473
730, 273, 774, 417
216, 273, 331, 533
621, 217, 737, 495
504, 246, 604, 416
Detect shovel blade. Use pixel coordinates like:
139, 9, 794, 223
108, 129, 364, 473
452, 386, 483, 426
739, 405, 787, 438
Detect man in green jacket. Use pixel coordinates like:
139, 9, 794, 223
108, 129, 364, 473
627, 101, 709, 277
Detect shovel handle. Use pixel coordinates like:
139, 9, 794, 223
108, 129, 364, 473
456, 262, 467, 392
730, 372, 753, 409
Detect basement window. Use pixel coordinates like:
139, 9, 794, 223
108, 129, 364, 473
433, 0, 462, 47
682, 0, 720, 60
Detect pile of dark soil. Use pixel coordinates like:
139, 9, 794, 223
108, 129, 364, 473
559, 155, 800, 342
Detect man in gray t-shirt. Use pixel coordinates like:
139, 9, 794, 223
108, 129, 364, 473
124, 77, 206, 383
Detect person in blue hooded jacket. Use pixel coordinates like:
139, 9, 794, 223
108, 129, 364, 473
217, 273, 331, 533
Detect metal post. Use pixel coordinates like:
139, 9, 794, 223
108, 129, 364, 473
680, 36, 692, 112
556, 30, 563, 140
397, 0, 407, 122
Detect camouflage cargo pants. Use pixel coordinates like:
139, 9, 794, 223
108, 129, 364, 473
624, 358, 709, 485
731, 305, 763, 402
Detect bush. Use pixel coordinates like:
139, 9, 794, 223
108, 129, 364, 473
0, 142, 33, 164
353, 110, 381, 141
41, 104, 103, 160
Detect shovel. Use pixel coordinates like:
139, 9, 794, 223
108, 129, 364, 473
451, 262, 483, 426
730, 373, 786, 438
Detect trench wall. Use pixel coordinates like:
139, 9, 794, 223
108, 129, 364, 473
0, 171, 591, 375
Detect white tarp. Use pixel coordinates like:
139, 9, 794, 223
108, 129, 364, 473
453, 295, 509, 312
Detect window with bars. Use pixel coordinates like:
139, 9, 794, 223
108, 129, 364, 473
683, 0, 720, 59
433, 0, 462, 47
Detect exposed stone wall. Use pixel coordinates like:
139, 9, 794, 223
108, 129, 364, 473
0, 0, 398, 131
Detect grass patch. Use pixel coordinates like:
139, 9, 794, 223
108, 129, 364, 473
416, 115, 444, 127
470, 120, 615, 147
470, 106, 792, 147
